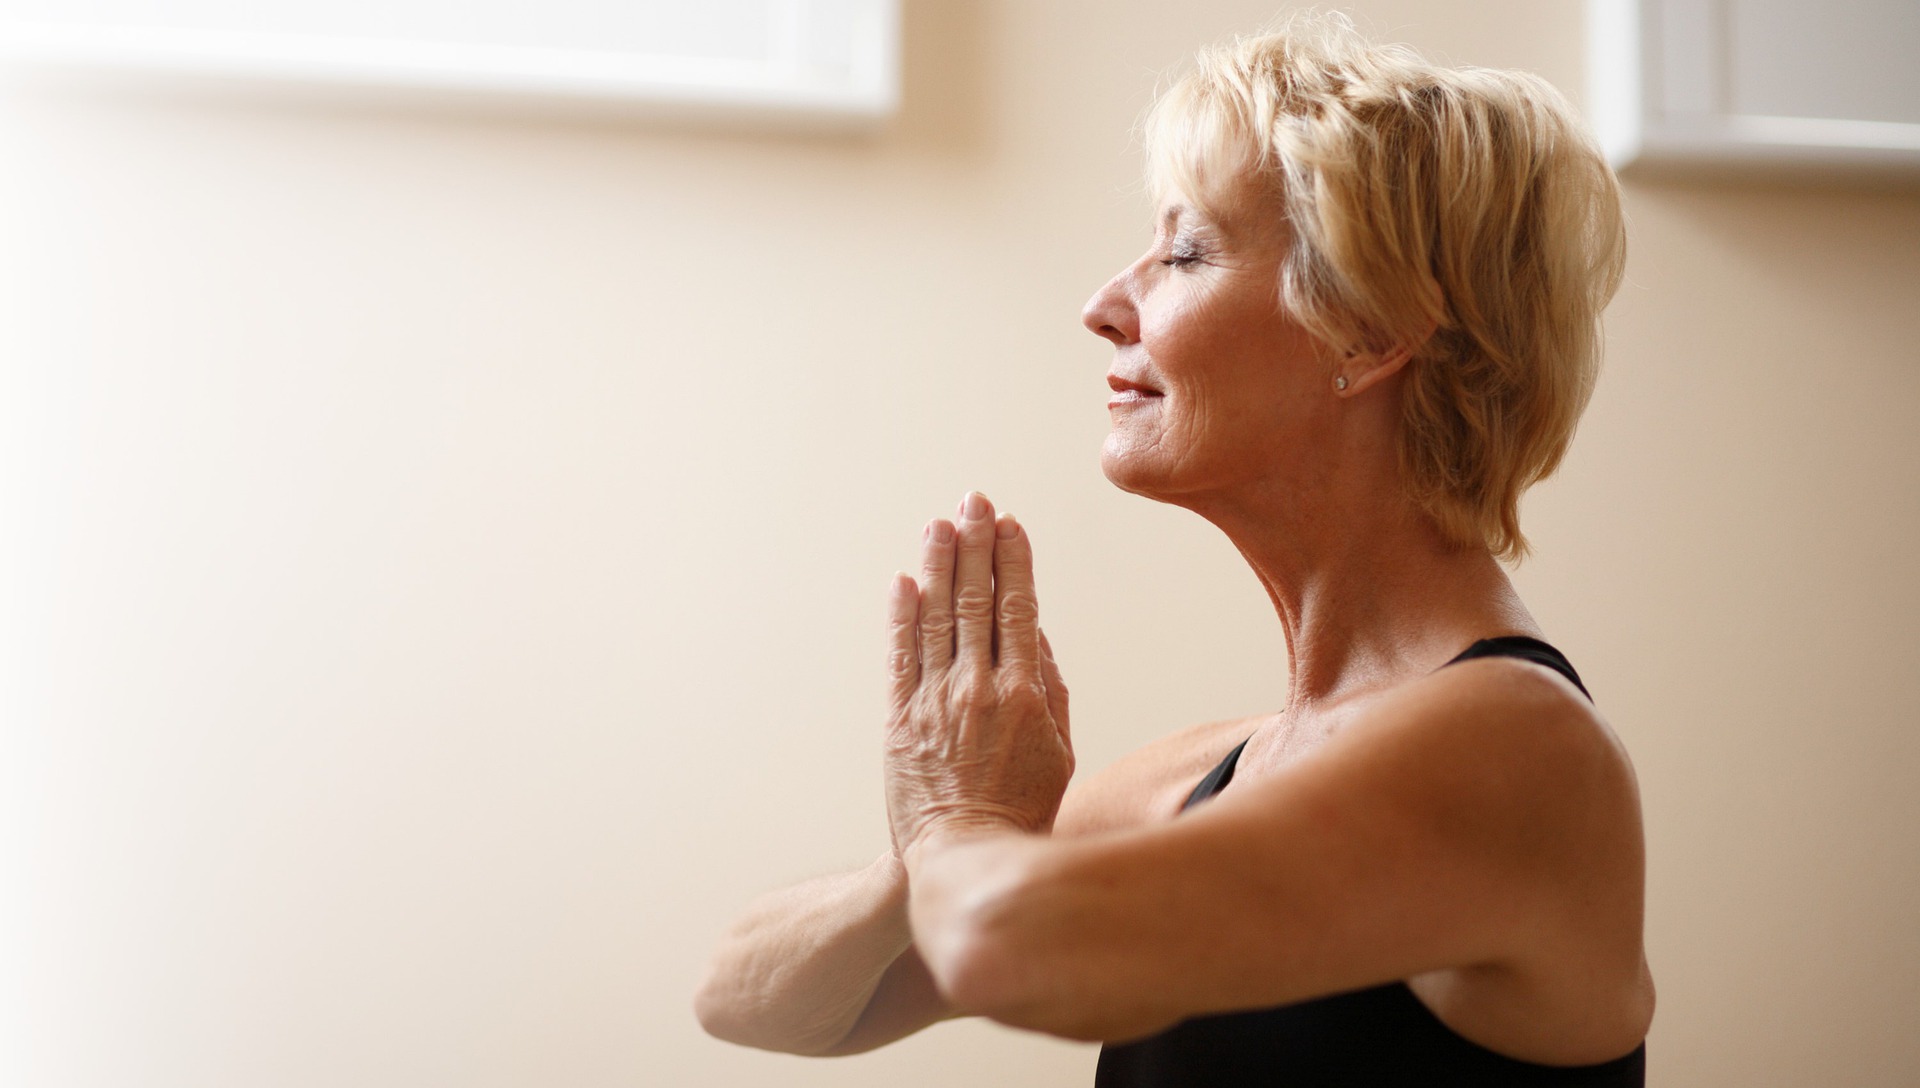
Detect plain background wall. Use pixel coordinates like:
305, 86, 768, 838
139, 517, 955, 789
3, 2, 1916, 1085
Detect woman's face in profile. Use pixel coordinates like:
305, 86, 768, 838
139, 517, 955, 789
1082, 197, 1335, 504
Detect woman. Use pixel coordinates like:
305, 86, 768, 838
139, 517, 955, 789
695, 14, 1651, 1085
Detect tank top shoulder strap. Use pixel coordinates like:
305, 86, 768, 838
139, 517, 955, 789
1444, 635, 1591, 701
1180, 738, 1248, 810
1182, 637, 1590, 812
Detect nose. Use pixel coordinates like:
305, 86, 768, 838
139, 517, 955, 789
1082, 269, 1137, 346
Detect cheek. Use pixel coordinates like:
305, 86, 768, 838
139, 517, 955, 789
1169, 339, 1328, 467
1141, 294, 1230, 388
1139, 279, 1327, 427
1154, 327, 1283, 416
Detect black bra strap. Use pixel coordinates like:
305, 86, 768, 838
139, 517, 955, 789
1181, 739, 1248, 810
1182, 637, 1589, 813
1444, 636, 1591, 701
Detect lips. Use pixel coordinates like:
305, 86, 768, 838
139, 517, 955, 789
1107, 373, 1163, 408
1106, 374, 1163, 396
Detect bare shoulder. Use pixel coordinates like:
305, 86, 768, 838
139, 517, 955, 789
1051, 714, 1262, 838
1371, 653, 1643, 831
1343, 653, 1648, 945
1338, 654, 1654, 1062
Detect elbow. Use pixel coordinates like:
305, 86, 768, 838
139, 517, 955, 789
691, 986, 810, 1055
690, 971, 745, 1045
690, 967, 778, 1051
691, 964, 847, 1056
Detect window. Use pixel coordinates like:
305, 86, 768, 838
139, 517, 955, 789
0, 0, 899, 130
1587, 0, 1920, 177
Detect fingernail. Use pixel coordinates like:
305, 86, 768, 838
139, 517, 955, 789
932, 520, 954, 544
963, 492, 988, 521
996, 514, 1019, 540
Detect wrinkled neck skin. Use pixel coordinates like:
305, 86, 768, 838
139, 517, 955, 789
1159, 390, 1538, 728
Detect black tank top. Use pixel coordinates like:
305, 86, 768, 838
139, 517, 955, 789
1094, 637, 1646, 1087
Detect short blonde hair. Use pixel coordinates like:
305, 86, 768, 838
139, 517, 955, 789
1145, 12, 1626, 560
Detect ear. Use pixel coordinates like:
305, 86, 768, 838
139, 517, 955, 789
1334, 320, 1438, 397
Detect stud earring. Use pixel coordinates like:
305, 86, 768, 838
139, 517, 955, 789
1334, 375, 1349, 391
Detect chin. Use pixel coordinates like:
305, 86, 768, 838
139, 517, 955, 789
1101, 434, 1173, 500
1102, 427, 1254, 510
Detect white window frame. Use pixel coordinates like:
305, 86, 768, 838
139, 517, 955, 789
0, 0, 899, 131
1587, 0, 1920, 176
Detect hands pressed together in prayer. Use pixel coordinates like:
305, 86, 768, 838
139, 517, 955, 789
883, 492, 1075, 864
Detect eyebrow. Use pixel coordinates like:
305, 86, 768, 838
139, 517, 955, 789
1159, 204, 1188, 232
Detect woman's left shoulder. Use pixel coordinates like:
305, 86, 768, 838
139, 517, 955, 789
1286, 650, 1648, 908
1360, 656, 1652, 1061
1374, 650, 1638, 787
1333, 651, 1648, 947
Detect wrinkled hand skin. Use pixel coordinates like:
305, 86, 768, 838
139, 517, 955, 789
883, 492, 1074, 861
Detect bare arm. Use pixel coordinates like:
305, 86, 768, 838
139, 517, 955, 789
692, 716, 1256, 1056
692, 851, 954, 1055
903, 660, 1651, 1061
691, 717, 1245, 1056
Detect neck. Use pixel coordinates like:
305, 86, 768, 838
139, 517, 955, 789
1181, 478, 1538, 715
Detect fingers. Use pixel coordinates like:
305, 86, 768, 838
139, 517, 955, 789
951, 492, 997, 668
992, 515, 1041, 672
919, 494, 1038, 676
918, 519, 956, 671
886, 572, 921, 711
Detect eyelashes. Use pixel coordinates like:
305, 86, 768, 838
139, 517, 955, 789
1157, 231, 1211, 269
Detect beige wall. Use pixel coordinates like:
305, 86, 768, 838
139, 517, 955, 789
3, 2, 1916, 1085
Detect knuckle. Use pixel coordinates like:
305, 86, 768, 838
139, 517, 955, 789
887, 648, 918, 679
952, 680, 996, 714
996, 590, 1040, 626
953, 588, 995, 620
882, 714, 917, 749
1013, 677, 1052, 706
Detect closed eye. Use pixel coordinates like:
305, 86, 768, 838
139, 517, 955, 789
1158, 232, 1210, 269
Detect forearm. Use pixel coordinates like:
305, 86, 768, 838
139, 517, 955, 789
694, 851, 923, 1054
904, 831, 1065, 1021
904, 827, 1178, 1041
